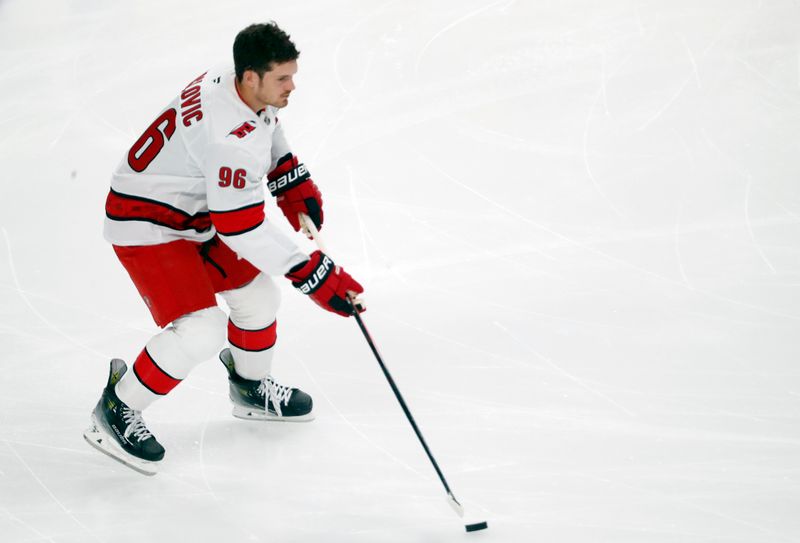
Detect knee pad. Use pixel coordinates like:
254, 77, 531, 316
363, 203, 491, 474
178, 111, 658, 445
119, 307, 227, 410
171, 306, 228, 361
222, 273, 282, 329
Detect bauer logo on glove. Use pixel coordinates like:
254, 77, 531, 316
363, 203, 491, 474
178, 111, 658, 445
267, 153, 323, 231
295, 253, 333, 294
266, 163, 309, 194
285, 250, 364, 317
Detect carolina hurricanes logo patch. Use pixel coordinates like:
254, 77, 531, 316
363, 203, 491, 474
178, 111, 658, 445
228, 120, 257, 139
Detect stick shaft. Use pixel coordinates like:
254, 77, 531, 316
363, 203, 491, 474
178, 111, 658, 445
298, 212, 460, 503
351, 309, 455, 496
298, 213, 329, 254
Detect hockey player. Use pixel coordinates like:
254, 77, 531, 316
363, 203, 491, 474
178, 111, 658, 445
84, 22, 364, 475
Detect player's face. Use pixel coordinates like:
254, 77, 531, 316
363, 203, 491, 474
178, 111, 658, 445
257, 60, 297, 108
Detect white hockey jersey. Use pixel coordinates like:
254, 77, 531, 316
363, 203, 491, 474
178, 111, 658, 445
104, 66, 308, 276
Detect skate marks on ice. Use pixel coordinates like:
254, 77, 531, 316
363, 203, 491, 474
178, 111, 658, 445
413, 0, 515, 76
2, 440, 103, 543
492, 321, 635, 417
1, 227, 112, 360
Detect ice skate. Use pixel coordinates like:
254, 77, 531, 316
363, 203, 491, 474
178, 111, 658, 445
83, 359, 165, 475
219, 348, 314, 422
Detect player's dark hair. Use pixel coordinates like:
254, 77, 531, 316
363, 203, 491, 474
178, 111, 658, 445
234, 22, 300, 81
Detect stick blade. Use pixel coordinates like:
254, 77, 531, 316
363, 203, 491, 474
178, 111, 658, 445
446, 492, 464, 517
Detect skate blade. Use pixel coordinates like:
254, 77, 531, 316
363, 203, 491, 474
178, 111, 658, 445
232, 405, 315, 422
83, 425, 159, 476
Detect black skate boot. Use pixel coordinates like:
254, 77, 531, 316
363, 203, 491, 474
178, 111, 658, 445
83, 359, 165, 475
219, 348, 314, 422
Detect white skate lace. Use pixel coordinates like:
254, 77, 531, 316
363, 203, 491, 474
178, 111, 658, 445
257, 377, 294, 417
121, 407, 153, 442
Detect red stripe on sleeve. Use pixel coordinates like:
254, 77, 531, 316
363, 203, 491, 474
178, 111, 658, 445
228, 319, 277, 352
132, 348, 182, 396
210, 202, 265, 236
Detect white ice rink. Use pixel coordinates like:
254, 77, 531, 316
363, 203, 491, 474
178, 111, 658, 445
2, 0, 800, 541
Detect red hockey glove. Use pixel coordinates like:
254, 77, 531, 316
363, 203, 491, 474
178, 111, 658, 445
267, 153, 323, 232
285, 251, 364, 317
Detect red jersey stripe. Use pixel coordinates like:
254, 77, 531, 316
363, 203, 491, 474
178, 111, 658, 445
228, 319, 277, 352
132, 348, 182, 396
210, 202, 265, 236
106, 189, 212, 233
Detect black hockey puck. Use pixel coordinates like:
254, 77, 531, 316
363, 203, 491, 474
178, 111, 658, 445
465, 521, 488, 532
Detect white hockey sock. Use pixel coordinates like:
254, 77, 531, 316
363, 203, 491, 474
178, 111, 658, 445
227, 320, 277, 380
220, 272, 281, 381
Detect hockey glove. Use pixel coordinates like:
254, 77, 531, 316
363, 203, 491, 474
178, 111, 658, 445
286, 251, 364, 317
267, 153, 323, 231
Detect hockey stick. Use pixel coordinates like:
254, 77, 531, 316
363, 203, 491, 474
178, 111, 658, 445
298, 213, 467, 519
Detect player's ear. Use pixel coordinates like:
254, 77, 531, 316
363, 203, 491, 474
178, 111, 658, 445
242, 69, 258, 88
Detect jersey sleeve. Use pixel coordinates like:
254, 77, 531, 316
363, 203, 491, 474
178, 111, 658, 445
204, 142, 308, 276
268, 117, 293, 174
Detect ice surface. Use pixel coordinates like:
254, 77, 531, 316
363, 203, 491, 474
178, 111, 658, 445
1, 0, 800, 541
